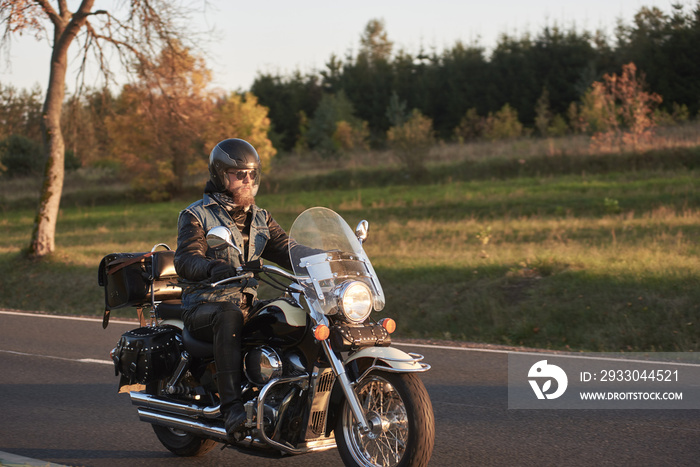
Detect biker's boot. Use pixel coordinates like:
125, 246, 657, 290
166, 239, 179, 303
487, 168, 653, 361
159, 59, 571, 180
217, 370, 246, 439
209, 302, 246, 439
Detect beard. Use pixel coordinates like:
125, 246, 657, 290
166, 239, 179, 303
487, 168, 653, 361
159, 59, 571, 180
231, 185, 255, 207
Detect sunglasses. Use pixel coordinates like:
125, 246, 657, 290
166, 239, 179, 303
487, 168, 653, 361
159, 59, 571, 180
228, 169, 258, 181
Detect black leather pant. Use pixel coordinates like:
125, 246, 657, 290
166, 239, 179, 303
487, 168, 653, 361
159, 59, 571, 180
184, 301, 245, 408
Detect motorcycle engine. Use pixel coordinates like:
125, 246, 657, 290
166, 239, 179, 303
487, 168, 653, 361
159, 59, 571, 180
244, 345, 283, 386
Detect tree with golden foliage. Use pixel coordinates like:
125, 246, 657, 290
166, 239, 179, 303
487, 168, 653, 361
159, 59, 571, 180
0, 0, 204, 257
106, 45, 277, 200
106, 43, 213, 200
205, 92, 277, 173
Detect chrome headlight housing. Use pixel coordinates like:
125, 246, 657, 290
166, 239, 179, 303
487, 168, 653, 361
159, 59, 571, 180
335, 281, 373, 323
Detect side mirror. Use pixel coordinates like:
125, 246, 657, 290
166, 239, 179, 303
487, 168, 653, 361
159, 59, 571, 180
207, 226, 235, 250
206, 226, 244, 261
355, 220, 369, 244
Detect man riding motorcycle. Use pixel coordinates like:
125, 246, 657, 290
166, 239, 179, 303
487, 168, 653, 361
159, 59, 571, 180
173, 138, 294, 440
102, 145, 436, 463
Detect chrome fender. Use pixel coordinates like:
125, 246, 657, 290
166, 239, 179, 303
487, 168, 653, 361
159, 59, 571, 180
159, 319, 183, 329
344, 346, 431, 378
323, 345, 431, 433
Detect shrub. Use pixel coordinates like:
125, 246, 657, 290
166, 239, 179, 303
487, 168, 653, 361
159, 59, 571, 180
333, 120, 369, 152
454, 108, 484, 142
483, 104, 523, 141
387, 109, 435, 177
578, 83, 616, 134
64, 149, 82, 171
548, 114, 569, 137
307, 91, 366, 157
654, 103, 690, 127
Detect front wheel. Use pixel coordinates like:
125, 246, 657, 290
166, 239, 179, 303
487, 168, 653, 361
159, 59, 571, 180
335, 371, 435, 467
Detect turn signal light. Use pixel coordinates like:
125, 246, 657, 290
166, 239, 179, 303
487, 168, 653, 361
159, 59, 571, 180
379, 318, 396, 334
313, 324, 330, 341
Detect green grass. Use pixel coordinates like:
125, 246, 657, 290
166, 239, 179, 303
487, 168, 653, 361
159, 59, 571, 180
1, 160, 699, 351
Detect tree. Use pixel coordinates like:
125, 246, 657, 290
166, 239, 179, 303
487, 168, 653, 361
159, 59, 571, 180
616, 3, 700, 117
385, 91, 408, 127
1, 0, 203, 257
438, 41, 490, 139
106, 43, 213, 200
251, 71, 322, 152
206, 92, 277, 172
0, 83, 43, 142
339, 19, 395, 141
489, 34, 537, 124
0, 134, 43, 176
358, 18, 393, 64
579, 63, 662, 151
62, 91, 100, 167
534, 88, 553, 137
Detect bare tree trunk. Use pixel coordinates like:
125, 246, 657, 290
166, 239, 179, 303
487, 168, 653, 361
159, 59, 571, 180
28, 2, 94, 258
29, 50, 67, 257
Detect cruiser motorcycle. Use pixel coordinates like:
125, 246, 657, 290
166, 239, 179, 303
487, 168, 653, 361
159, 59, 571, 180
99, 207, 435, 466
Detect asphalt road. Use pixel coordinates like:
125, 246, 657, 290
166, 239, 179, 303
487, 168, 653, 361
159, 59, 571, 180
1, 310, 698, 466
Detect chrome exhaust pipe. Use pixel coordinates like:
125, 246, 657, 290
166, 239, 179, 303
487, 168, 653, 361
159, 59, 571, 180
137, 402, 338, 455
138, 408, 272, 450
130, 391, 220, 419
137, 408, 229, 443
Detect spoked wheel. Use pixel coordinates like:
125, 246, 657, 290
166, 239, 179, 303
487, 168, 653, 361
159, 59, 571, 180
146, 380, 218, 457
335, 371, 435, 467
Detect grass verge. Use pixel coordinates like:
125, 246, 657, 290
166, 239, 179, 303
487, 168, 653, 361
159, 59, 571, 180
1, 164, 698, 352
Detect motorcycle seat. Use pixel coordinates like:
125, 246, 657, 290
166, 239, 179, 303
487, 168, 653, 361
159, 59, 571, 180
182, 325, 214, 358
155, 300, 184, 320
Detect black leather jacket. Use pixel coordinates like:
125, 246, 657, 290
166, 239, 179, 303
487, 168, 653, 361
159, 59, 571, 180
174, 208, 292, 281
174, 192, 293, 313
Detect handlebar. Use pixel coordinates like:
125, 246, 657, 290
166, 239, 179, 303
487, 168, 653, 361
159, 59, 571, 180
210, 272, 255, 288
260, 264, 306, 282
209, 264, 308, 288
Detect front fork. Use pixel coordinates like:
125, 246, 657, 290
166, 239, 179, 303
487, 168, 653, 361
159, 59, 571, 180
321, 339, 371, 433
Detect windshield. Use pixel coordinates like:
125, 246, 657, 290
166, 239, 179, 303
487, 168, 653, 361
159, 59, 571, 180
289, 207, 385, 315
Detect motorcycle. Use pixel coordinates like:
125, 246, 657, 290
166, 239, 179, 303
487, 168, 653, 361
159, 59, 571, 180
98, 207, 435, 466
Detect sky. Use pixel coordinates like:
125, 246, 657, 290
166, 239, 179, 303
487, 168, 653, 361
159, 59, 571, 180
0, 0, 690, 94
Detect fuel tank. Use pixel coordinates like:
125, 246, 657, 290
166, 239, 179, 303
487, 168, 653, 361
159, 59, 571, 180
243, 298, 308, 347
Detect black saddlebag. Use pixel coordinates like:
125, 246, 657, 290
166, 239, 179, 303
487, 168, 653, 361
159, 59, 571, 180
98, 250, 181, 310
113, 326, 181, 385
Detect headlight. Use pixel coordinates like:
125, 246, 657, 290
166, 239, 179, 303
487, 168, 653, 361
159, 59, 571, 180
336, 281, 373, 323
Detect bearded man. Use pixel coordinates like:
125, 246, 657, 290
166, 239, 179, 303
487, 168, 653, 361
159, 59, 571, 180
174, 138, 294, 440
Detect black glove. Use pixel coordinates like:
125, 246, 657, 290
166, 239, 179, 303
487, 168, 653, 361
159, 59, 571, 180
207, 260, 237, 282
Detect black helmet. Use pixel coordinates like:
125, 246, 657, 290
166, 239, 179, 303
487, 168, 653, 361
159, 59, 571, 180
209, 138, 261, 193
